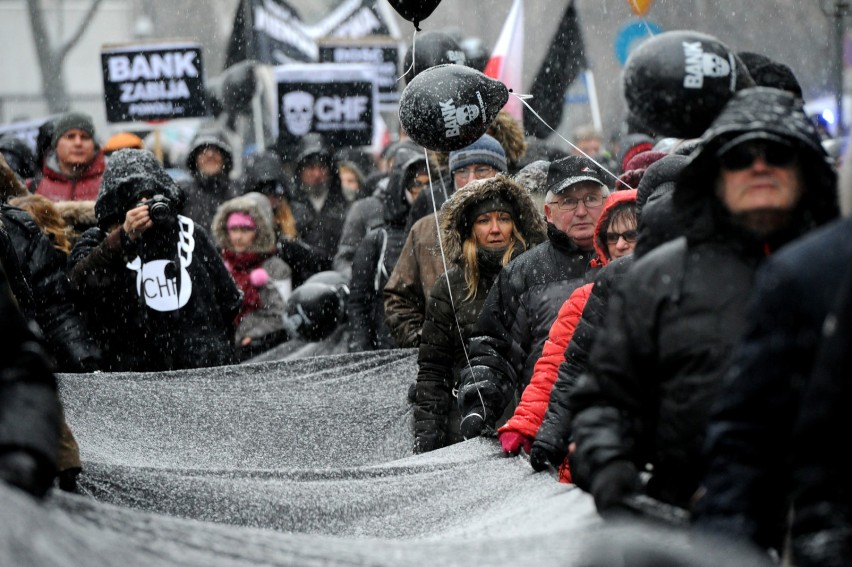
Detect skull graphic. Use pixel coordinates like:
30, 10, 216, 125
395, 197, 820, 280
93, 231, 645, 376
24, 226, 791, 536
701, 53, 731, 78
455, 104, 481, 126
282, 91, 315, 136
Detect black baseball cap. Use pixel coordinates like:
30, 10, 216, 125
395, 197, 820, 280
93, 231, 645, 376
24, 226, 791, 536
546, 156, 610, 194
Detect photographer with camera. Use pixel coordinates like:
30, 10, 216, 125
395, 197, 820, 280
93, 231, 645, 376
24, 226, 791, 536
68, 149, 242, 372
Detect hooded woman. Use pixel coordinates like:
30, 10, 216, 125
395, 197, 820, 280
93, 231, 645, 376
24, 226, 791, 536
212, 193, 292, 360
68, 149, 242, 372
413, 175, 547, 453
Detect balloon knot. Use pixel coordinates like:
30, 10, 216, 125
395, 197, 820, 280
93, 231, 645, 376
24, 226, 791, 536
414, 20, 421, 32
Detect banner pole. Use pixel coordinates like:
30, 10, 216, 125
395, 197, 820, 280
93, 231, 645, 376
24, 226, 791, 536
584, 69, 603, 133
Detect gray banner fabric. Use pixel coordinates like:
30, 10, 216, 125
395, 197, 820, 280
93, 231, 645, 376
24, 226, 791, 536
0, 349, 770, 566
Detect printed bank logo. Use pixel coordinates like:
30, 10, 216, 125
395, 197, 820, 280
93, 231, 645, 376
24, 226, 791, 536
682, 41, 730, 89
440, 98, 482, 138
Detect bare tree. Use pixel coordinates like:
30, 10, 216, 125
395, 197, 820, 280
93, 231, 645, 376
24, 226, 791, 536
26, 0, 106, 113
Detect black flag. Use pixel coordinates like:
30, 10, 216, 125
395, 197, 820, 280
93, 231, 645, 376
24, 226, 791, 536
523, 1, 588, 138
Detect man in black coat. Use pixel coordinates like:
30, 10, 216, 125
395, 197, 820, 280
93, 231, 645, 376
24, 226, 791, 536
457, 155, 611, 437
69, 149, 242, 372
694, 214, 852, 564
530, 154, 689, 479
567, 87, 838, 516
277, 133, 350, 287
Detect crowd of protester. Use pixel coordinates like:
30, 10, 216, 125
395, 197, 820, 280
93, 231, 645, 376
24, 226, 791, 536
2, 28, 852, 566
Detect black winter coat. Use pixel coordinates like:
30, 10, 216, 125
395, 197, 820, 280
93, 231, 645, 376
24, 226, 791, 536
69, 220, 242, 372
346, 150, 425, 350
569, 236, 763, 506
0, 255, 60, 496
457, 224, 598, 425
533, 255, 634, 479
695, 215, 852, 560
569, 87, 838, 510
0, 205, 100, 372
414, 254, 504, 452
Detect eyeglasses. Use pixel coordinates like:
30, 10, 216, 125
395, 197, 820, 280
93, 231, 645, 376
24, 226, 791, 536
453, 165, 496, 181
547, 194, 605, 211
605, 229, 638, 244
718, 141, 797, 171
227, 226, 257, 233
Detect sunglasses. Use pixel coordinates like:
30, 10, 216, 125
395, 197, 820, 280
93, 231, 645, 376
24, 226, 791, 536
605, 229, 638, 244
717, 141, 797, 171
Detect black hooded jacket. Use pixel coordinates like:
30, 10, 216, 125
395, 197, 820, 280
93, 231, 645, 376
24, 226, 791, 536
568, 88, 839, 509
179, 132, 239, 230
278, 134, 350, 286
346, 149, 426, 351
69, 149, 242, 372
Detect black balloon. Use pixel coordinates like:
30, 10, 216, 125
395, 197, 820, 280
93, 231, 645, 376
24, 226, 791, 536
623, 30, 754, 139
388, 0, 442, 30
402, 31, 466, 85
398, 64, 509, 152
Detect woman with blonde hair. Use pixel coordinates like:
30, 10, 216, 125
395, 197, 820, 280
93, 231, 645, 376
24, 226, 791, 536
413, 175, 546, 453
8, 194, 73, 254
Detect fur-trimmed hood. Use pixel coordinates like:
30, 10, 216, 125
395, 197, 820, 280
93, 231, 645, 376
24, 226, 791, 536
439, 174, 547, 266
211, 193, 277, 254
54, 200, 97, 242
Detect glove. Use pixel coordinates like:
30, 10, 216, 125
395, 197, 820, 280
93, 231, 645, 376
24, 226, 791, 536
499, 431, 533, 455
529, 438, 567, 472
250, 268, 269, 287
0, 450, 53, 498
58, 467, 81, 493
459, 409, 484, 439
590, 460, 642, 515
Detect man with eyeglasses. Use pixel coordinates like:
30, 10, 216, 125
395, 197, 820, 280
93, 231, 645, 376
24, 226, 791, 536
384, 134, 507, 348
457, 155, 611, 438
565, 87, 838, 520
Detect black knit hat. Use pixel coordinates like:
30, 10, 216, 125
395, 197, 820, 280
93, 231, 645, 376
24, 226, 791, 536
465, 194, 515, 226
51, 111, 95, 148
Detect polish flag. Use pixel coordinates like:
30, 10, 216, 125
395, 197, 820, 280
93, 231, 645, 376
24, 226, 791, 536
484, 0, 525, 122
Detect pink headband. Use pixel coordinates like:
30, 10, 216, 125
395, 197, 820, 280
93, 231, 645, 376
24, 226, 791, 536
227, 212, 256, 230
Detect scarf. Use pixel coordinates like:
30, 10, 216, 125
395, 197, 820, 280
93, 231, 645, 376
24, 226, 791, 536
222, 249, 272, 326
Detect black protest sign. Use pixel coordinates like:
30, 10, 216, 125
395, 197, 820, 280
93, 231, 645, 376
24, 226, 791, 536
276, 64, 376, 148
101, 43, 208, 123
318, 39, 400, 105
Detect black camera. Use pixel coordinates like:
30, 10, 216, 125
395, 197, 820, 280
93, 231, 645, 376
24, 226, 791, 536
136, 194, 174, 224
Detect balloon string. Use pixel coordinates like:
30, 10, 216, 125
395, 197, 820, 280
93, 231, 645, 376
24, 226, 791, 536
397, 28, 418, 83
422, 149, 489, 422
511, 92, 634, 190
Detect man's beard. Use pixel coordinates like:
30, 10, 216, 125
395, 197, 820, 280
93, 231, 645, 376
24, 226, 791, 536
302, 180, 330, 200
730, 208, 796, 237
